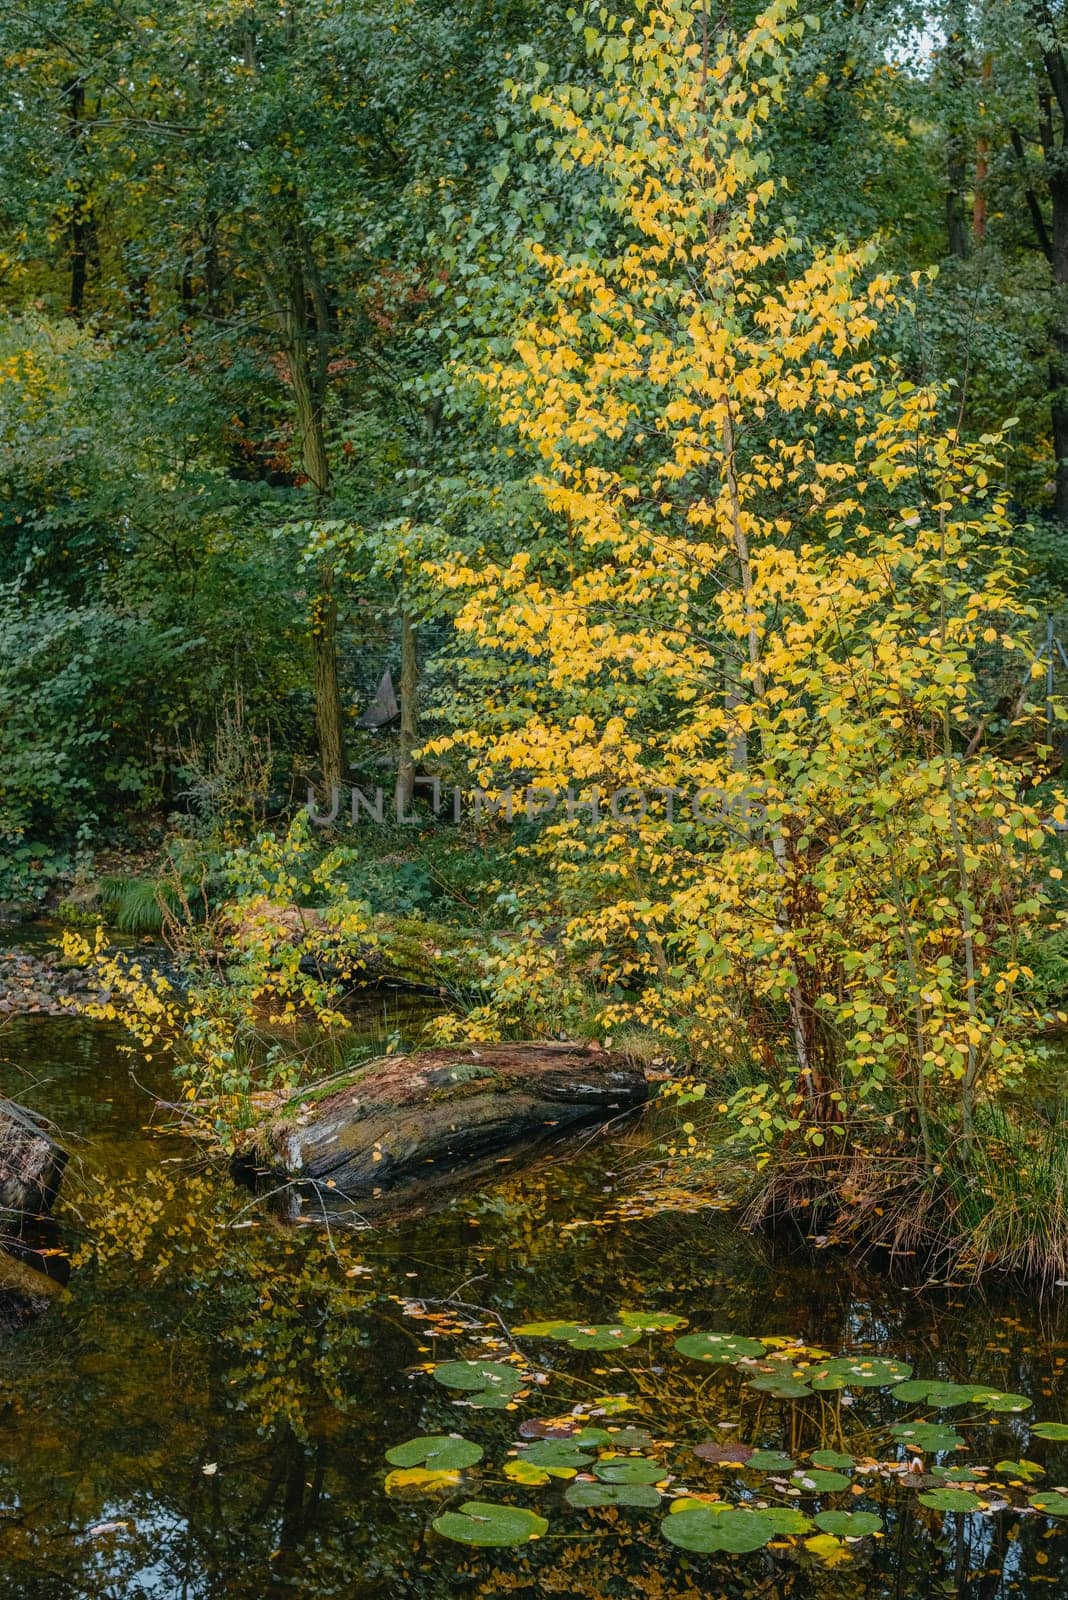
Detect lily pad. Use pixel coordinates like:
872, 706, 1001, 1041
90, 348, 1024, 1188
917, 1488, 985, 1512
661, 1504, 777, 1553
432, 1501, 548, 1547
748, 1450, 797, 1471
1030, 1492, 1068, 1518
503, 1458, 551, 1486
693, 1442, 755, 1465
384, 1467, 462, 1495
790, 1468, 852, 1493
1031, 1421, 1068, 1440
762, 1506, 816, 1534
747, 1372, 813, 1398
890, 1422, 966, 1453
385, 1435, 483, 1471
566, 1323, 644, 1350
432, 1360, 523, 1409
606, 1427, 655, 1449
995, 1460, 1044, 1481
511, 1320, 581, 1338
593, 1454, 668, 1485
811, 1450, 854, 1471
674, 1331, 766, 1364
890, 1380, 982, 1407
565, 1480, 662, 1509
618, 1311, 688, 1332
516, 1439, 593, 1472
814, 1510, 883, 1537
973, 1389, 1032, 1414
809, 1357, 912, 1391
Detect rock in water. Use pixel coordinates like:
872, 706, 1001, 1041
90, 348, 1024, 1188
0, 1100, 68, 1220
245, 1042, 649, 1199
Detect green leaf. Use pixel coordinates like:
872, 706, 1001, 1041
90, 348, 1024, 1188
674, 1331, 766, 1364
618, 1310, 688, 1331
747, 1372, 813, 1398
661, 1505, 777, 1553
385, 1435, 483, 1470
511, 1320, 581, 1338
890, 1422, 966, 1453
565, 1324, 643, 1350
994, 1460, 1044, 1481
809, 1357, 912, 1391
890, 1380, 983, 1407
1030, 1492, 1068, 1518
565, 1480, 662, 1509
972, 1390, 1032, 1414
516, 1439, 594, 1471
432, 1360, 522, 1408
747, 1450, 797, 1471
1031, 1422, 1068, 1440
593, 1454, 668, 1484
432, 1501, 548, 1547
790, 1468, 852, 1493
814, 1511, 883, 1537
810, 1450, 854, 1471
918, 1488, 985, 1512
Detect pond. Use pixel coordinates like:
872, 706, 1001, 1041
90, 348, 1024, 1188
3, 997, 1068, 1599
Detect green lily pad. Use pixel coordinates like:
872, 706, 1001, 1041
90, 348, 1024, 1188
747, 1372, 813, 1398
1031, 1422, 1068, 1440
890, 1380, 983, 1407
385, 1435, 483, 1470
972, 1389, 1032, 1414
618, 1311, 688, 1331
934, 1467, 986, 1484
790, 1468, 852, 1493
809, 1357, 912, 1391
1030, 1492, 1068, 1517
566, 1324, 643, 1350
662, 1505, 777, 1553
995, 1460, 1044, 1481
762, 1506, 815, 1534
747, 1450, 797, 1472
814, 1510, 883, 1537
593, 1454, 668, 1485
607, 1427, 655, 1449
511, 1320, 581, 1338
565, 1480, 662, 1509
674, 1332, 766, 1364
890, 1422, 966, 1452
432, 1360, 523, 1409
917, 1488, 985, 1512
432, 1501, 548, 1547
503, 1458, 551, 1486
517, 1439, 594, 1471
810, 1450, 855, 1471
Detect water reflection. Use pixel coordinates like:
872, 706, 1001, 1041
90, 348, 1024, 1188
1, 1014, 1067, 1598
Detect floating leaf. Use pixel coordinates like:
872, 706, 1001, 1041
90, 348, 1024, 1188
385, 1435, 483, 1471
503, 1459, 550, 1486
761, 1507, 815, 1534
519, 1417, 583, 1440
814, 1510, 883, 1537
811, 1450, 854, 1471
432, 1360, 522, 1409
918, 1488, 985, 1512
790, 1469, 852, 1493
432, 1501, 548, 1547
804, 1532, 851, 1566
565, 1324, 643, 1350
674, 1332, 766, 1364
385, 1467, 462, 1495
1031, 1422, 1068, 1440
890, 1380, 982, 1408
593, 1454, 668, 1485
511, 1320, 580, 1338
973, 1390, 1032, 1414
890, 1422, 966, 1453
606, 1427, 655, 1449
809, 1357, 912, 1391
565, 1480, 661, 1509
618, 1311, 688, 1331
693, 1442, 755, 1465
1030, 1492, 1068, 1518
995, 1460, 1044, 1481
516, 1439, 593, 1472
747, 1372, 813, 1398
661, 1505, 777, 1553
748, 1450, 797, 1472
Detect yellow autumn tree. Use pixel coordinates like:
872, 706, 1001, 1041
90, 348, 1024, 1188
426, 0, 1065, 1180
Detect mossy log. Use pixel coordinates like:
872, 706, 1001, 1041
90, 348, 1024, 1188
245, 1043, 649, 1199
0, 1099, 67, 1221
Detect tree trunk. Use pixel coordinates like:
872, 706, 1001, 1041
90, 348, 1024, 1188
238, 1043, 649, 1204
395, 609, 420, 816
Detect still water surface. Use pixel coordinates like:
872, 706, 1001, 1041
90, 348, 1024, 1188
3, 1007, 1068, 1599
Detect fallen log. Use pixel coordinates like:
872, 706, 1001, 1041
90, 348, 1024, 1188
0, 1099, 67, 1221
239, 1042, 649, 1201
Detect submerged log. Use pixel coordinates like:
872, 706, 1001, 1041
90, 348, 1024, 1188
0, 1099, 67, 1221
244, 1042, 649, 1199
